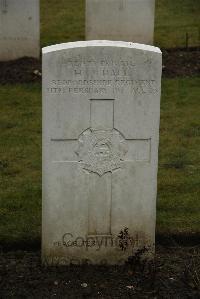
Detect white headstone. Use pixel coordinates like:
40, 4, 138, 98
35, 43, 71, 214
42, 41, 162, 265
86, 0, 155, 45
0, 0, 40, 61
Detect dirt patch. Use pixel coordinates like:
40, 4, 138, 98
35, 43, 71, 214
162, 48, 200, 78
156, 232, 200, 247
0, 57, 41, 85
0, 246, 199, 298
0, 48, 199, 84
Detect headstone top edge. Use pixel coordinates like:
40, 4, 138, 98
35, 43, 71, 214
42, 41, 161, 55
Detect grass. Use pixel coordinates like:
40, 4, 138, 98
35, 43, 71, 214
155, 0, 200, 48
41, 0, 85, 47
157, 78, 200, 234
40, 0, 200, 49
0, 78, 199, 245
0, 84, 41, 245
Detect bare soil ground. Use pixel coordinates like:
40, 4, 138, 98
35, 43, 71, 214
0, 245, 200, 299
0, 48, 199, 84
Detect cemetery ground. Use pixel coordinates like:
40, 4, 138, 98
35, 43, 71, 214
0, 64, 199, 247
0, 67, 199, 299
0, 0, 200, 298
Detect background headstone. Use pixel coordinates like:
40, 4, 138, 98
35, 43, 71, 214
86, 0, 155, 45
0, 0, 40, 61
42, 41, 162, 265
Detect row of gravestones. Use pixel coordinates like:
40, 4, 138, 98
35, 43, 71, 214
0, 0, 155, 61
1, 1, 162, 265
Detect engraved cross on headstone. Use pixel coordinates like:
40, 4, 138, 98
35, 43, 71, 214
52, 99, 151, 236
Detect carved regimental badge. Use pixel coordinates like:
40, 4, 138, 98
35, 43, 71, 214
76, 129, 128, 176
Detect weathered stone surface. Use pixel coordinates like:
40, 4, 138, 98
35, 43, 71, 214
0, 0, 40, 61
42, 41, 162, 265
86, 0, 155, 45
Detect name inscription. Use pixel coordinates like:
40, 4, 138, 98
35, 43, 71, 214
46, 55, 158, 95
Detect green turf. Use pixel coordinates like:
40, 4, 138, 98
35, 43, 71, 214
157, 78, 200, 233
41, 0, 85, 47
155, 0, 200, 48
0, 79, 199, 245
40, 0, 200, 49
0, 84, 42, 245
